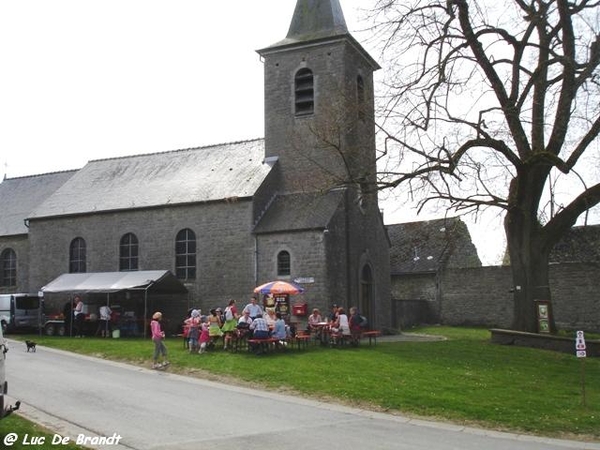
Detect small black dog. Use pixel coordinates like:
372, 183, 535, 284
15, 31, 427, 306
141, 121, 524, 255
25, 340, 37, 352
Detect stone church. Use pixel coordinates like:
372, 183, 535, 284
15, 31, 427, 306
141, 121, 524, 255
0, 0, 393, 332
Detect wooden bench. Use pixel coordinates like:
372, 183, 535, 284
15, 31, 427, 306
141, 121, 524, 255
229, 332, 250, 352
247, 337, 280, 354
292, 334, 311, 350
329, 331, 352, 347
361, 330, 381, 346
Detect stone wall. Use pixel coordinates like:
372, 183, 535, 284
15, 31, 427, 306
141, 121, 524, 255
26, 200, 257, 314
0, 234, 30, 292
392, 263, 600, 333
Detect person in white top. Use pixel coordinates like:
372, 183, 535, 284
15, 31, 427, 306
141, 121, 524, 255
332, 307, 351, 336
98, 304, 112, 338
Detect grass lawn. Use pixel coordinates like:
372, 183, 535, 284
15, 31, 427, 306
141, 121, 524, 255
6, 327, 599, 442
1, 414, 84, 450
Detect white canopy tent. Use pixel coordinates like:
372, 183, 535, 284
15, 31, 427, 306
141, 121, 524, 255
41, 270, 188, 337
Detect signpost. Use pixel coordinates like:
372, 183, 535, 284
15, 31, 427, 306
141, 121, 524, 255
576, 330, 586, 406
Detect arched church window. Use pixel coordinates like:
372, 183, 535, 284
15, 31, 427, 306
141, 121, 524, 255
175, 228, 196, 280
357, 75, 365, 120
295, 68, 314, 116
277, 250, 291, 277
119, 233, 139, 272
1, 248, 16, 287
69, 237, 87, 273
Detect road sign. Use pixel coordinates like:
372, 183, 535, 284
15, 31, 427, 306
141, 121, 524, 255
575, 330, 586, 358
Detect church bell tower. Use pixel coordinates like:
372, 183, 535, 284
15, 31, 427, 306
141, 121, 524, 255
255, 0, 390, 330
257, 0, 380, 196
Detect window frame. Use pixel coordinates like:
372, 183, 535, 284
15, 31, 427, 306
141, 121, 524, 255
1, 248, 16, 287
277, 250, 291, 277
69, 237, 87, 273
119, 233, 139, 272
175, 228, 197, 280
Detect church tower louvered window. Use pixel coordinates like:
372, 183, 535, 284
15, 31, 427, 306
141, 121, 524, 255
294, 68, 314, 116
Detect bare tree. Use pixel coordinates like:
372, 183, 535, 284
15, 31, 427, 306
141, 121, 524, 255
369, 0, 600, 332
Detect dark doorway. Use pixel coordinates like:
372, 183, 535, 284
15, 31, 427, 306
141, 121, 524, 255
359, 264, 373, 326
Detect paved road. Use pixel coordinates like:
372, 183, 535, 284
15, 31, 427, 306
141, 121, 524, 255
4, 340, 599, 450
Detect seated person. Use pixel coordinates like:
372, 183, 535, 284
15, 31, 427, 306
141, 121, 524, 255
264, 307, 276, 329
271, 312, 288, 341
236, 310, 253, 338
327, 304, 339, 324
308, 308, 323, 329
249, 313, 269, 339
237, 310, 253, 327
249, 313, 270, 353
307, 308, 324, 342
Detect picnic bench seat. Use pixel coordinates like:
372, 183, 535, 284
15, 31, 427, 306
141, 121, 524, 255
291, 334, 311, 350
361, 330, 382, 346
247, 337, 281, 354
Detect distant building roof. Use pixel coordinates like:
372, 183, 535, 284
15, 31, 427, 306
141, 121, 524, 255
550, 224, 600, 263
28, 139, 271, 220
0, 171, 76, 236
387, 217, 481, 274
253, 190, 345, 234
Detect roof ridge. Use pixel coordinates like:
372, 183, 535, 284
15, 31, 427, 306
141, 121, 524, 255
89, 137, 265, 164
2, 169, 79, 182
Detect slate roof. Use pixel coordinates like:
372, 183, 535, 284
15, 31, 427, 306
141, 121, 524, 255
28, 139, 271, 220
387, 217, 482, 274
253, 189, 345, 234
0, 171, 76, 236
285, 0, 348, 43
550, 224, 600, 263
258, 0, 380, 70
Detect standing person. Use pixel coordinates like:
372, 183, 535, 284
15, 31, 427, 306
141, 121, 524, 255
98, 303, 113, 338
62, 301, 73, 337
348, 306, 362, 346
221, 299, 238, 350
198, 316, 210, 354
207, 309, 223, 349
150, 312, 169, 369
73, 296, 86, 338
242, 296, 263, 320
184, 310, 201, 353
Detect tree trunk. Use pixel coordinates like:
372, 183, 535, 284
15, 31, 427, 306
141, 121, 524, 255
504, 209, 557, 333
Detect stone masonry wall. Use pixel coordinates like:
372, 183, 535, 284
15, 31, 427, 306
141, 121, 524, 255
27, 200, 257, 316
393, 263, 600, 333
0, 234, 30, 293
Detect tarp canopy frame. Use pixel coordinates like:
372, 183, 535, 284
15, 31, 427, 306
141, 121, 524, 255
41, 270, 187, 338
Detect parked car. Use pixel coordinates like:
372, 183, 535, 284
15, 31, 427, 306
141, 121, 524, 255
0, 323, 20, 419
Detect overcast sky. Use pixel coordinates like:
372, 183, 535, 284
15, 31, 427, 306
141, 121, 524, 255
0, 0, 512, 264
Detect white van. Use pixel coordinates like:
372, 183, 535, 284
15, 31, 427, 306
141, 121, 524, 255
0, 293, 43, 333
